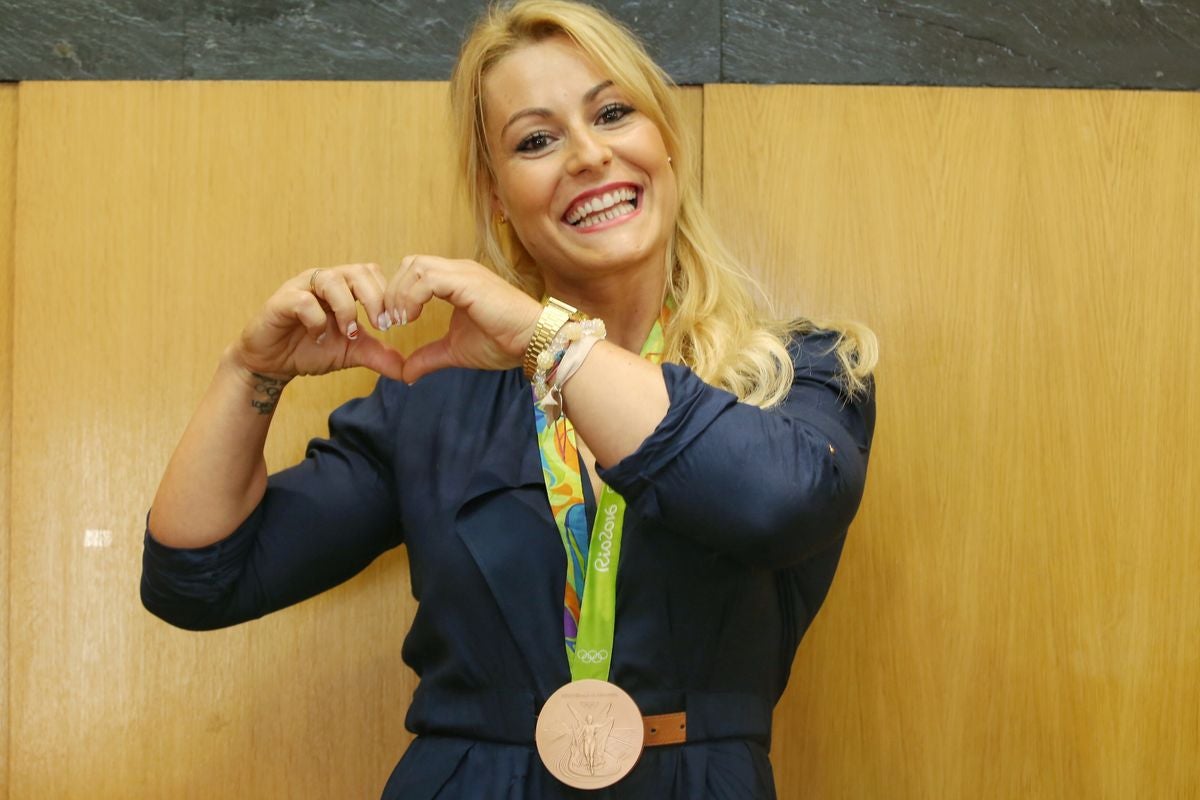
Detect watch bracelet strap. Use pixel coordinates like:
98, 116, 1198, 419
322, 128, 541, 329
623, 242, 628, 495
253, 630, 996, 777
523, 298, 578, 380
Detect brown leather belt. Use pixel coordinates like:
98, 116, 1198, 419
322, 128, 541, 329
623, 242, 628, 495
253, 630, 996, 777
643, 711, 687, 746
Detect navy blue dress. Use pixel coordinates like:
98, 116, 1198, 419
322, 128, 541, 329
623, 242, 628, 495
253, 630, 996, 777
141, 330, 875, 799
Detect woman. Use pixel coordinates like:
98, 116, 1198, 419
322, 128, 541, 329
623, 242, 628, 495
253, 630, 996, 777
141, 1, 878, 797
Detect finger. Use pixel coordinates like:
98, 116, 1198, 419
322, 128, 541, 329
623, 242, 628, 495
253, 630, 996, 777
344, 262, 392, 333
400, 256, 465, 326
363, 262, 393, 331
311, 268, 362, 340
291, 291, 331, 340
400, 266, 438, 326
388, 253, 458, 326
297, 267, 323, 292
385, 255, 419, 326
262, 287, 329, 338
345, 335, 407, 382
401, 338, 455, 384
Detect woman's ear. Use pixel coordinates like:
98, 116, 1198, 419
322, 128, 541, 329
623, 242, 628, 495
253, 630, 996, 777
490, 190, 507, 224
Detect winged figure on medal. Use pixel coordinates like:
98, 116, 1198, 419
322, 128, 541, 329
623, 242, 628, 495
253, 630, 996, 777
566, 703, 618, 777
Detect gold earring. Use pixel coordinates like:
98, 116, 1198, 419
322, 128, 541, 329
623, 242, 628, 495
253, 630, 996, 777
495, 212, 507, 225
667, 156, 673, 165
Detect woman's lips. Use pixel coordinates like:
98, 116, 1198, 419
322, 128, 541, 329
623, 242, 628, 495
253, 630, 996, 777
566, 200, 643, 235
563, 185, 639, 222
562, 187, 642, 232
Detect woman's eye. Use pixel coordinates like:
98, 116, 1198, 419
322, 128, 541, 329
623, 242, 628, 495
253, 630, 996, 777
517, 131, 552, 152
597, 103, 634, 125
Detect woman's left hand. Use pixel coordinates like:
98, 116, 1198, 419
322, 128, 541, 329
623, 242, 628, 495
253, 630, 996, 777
386, 255, 542, 384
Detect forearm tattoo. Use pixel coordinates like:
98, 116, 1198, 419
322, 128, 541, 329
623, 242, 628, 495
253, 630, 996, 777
250, 372, 288, 415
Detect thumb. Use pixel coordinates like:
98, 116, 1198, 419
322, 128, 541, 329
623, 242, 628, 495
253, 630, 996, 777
401, 338, 455, 384
346, 336, 407, 381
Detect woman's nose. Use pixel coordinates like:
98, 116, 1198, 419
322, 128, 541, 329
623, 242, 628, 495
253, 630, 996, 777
565, 129, 612, 173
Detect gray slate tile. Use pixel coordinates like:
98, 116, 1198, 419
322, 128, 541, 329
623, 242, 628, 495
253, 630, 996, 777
723, 0, 1200, 89
183, 0, 718, 83
600, 0, 721, 84
0, 0, 184, 80
183, 0, 478, 80
9, 0, 1191, 88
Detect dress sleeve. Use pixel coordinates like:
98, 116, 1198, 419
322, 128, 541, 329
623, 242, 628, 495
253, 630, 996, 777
140, 377, 405, 631
598, 330, 876, 568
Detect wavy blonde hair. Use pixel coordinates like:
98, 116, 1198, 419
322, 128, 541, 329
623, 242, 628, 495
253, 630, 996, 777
450, 0, 877, 406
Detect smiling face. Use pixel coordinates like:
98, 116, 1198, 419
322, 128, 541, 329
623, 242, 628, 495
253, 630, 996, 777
482, 35, 677, 299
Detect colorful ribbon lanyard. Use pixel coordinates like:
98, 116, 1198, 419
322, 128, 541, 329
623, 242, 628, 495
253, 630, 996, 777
532, 309, 668, 682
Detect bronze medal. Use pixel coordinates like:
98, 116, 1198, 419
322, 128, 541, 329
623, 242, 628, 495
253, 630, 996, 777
535, 679, 645, 789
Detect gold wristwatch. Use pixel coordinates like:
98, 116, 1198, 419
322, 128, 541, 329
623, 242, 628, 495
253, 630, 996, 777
523, 297, 580, 380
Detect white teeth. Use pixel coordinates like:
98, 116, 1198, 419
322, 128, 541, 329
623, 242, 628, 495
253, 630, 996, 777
567, 187, 638, 225
574, 201, 636, 228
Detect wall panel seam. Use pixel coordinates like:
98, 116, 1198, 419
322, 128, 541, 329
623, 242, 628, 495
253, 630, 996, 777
0, 79, 19, 800
718, 0, 725, 83
699, 84, 705, 197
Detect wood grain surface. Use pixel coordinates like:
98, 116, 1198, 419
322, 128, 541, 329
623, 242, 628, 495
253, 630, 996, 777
704, 84, 1200, 799
3, 79, 1196, 798
4, 82, 699, 799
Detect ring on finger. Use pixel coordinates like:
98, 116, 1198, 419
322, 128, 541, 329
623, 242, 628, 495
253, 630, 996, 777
309, 268, 323, 292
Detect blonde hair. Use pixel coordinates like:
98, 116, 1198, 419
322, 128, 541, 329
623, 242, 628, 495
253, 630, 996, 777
450, 0, 877, 406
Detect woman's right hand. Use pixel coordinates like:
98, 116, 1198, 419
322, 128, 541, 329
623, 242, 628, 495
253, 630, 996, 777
229, 263, 407, 383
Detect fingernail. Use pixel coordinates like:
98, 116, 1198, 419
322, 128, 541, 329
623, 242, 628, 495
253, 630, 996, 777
377, 312, 391, 331
401, 308, 408, 326
390, 308, 402, 326
316, 331, 327, 345
347, 321, 359, 340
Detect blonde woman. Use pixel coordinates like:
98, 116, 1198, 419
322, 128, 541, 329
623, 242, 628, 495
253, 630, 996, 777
142, 1, 877, 797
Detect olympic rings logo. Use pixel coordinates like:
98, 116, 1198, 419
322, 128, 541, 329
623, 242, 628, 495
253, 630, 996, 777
575, 649, 610, 664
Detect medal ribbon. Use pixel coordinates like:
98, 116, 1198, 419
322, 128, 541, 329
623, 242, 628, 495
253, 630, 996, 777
533, 307, 669, 682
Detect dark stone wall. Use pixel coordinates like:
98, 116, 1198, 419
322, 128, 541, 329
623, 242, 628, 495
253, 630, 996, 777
0, 0, 720, 82
1, 0, 1196, 88
724, 0, 1200, 89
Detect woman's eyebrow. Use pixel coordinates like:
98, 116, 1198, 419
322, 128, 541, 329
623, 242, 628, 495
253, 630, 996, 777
501, 107, 552, 137
583, 80, 615, 103
500, 80, 616, 137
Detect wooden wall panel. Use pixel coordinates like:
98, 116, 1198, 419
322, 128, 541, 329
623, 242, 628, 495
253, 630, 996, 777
14, 77, 1194, 799
7, 83, 699, 799
704, 85, 1200, 798
1, 83, 18, 800
9, 80, 446, 800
